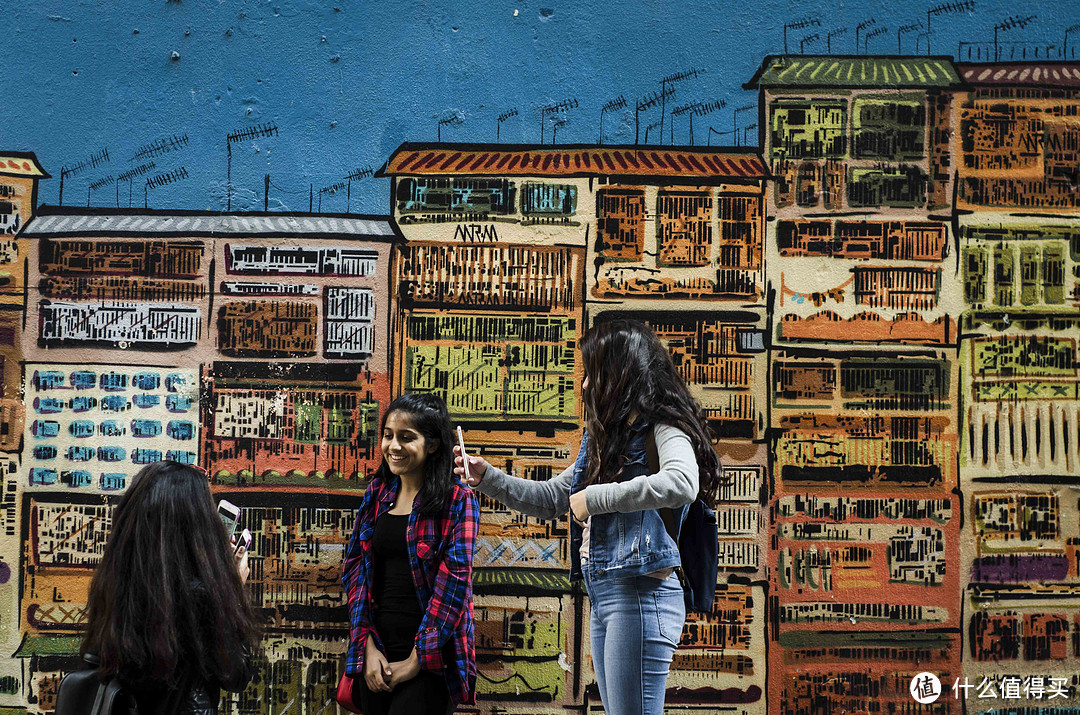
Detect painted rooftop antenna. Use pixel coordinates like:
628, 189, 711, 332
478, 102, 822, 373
437, 111, 464, 142
144, 166, 189, 209
496, 108, 518, 142
551, 116, 569, 143
599, 95, 627, 145
1066, 23, 1080, 60
856, 19, 877, 54
658, 68, 704, 146
318, 180, 348, 212
635, 87, 674, 145
643, 120, 662, 145
539, 98, 577, 144
926, 0, 975, 55
344, 167, 374, 213
58, 147, 110, 206
131, 132, 189, 161
88, 175, 114, 207
671, 99, 724, 145
117, 161, 156, 208
226, 123, 278, 211
742, 121, 758, 147
994, 14, 1037, 61
800, 33, 819, 54
734, 104, 755, 148
827, 27, 847, 53
783, 17, 820, 54
898, 23, 923, 53
864, 26, 889, 54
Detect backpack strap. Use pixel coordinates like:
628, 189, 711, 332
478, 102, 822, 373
646, 428, 688, 588
90, 682, 109, 715
92, 681, 130, 715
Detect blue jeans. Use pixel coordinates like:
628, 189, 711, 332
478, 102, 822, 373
582, 569, 686, 715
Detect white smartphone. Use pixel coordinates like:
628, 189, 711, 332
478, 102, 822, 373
234, 528, 252, 554
456, 426, 469, 466
217, 499, 240, 539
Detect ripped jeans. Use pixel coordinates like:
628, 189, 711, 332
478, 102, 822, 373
582, 568, 686, 715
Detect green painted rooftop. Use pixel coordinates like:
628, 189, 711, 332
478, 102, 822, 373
13, 634, 82, 657
745, 56, 963, 89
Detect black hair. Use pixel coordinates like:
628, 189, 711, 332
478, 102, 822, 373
581, 319, 722, 506
374, 393, 456, 515
82, 461, 260, 685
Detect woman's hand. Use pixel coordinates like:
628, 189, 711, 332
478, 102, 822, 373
387, 649, 421, 689
569, 491, 590, 525
453, 445, 489, 488
232, 539, 250, 584
364, 638, 392, 692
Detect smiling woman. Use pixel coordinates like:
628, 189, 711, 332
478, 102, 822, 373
340, 393, 479, 715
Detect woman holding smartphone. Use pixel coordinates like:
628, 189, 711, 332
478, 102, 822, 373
455, 320, 720, 715
342, 393, 479, 714
80, 461, 259, 714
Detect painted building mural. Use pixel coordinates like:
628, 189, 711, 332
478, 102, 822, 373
5, 1, 1080, 713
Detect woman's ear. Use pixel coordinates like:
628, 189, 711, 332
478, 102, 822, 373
427, 440, 439, 454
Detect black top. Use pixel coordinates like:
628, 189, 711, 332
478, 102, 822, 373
372, 512, 424, 620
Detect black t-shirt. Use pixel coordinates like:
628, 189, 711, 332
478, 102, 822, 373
372, 512, 424, 620
372, 512, 425, 660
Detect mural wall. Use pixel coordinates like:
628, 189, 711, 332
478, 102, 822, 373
4, 4, 1080, 714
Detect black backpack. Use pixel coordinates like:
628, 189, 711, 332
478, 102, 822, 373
56, 655, 201, 715
55, 655, 138, 715
646, 431, 720, 614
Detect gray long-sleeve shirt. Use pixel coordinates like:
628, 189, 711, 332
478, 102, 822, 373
476, 423, 699, 518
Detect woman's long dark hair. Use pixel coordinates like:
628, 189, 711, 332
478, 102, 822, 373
82, 461, 260, 685
581, 319, 722, 506
373, 393, 456, 515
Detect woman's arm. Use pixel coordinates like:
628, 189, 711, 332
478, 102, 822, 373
475, 461, 574, 521
582, 424, 699, 515
413, 486, 479, 672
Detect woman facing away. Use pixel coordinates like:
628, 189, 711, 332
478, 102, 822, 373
81, 461, 260, 715
342, 393, 480, 715
455, 319, 721, 715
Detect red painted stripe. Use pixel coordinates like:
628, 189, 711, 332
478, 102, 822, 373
439, 152, 463, 170
396, 151, 421, 171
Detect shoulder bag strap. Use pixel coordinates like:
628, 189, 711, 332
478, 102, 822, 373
90, 682, 110, 715
649, 427, 689, 586
647, 428, 678, 541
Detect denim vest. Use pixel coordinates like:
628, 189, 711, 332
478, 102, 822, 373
569, 423, 689, 582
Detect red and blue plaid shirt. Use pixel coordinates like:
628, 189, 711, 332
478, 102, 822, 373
341, 475, 479, 705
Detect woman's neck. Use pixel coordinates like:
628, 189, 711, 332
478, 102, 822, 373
393, 471, 423, 512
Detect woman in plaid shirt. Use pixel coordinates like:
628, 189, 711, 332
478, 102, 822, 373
342, 394, 479, 714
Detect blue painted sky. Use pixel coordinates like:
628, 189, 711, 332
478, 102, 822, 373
1, 0, 1072, 215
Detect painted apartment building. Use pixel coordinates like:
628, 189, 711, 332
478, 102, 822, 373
951, 62, 1080, 707
14, 207, 396, 710
381, 142, 769, 710
745, 55, 965, 715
